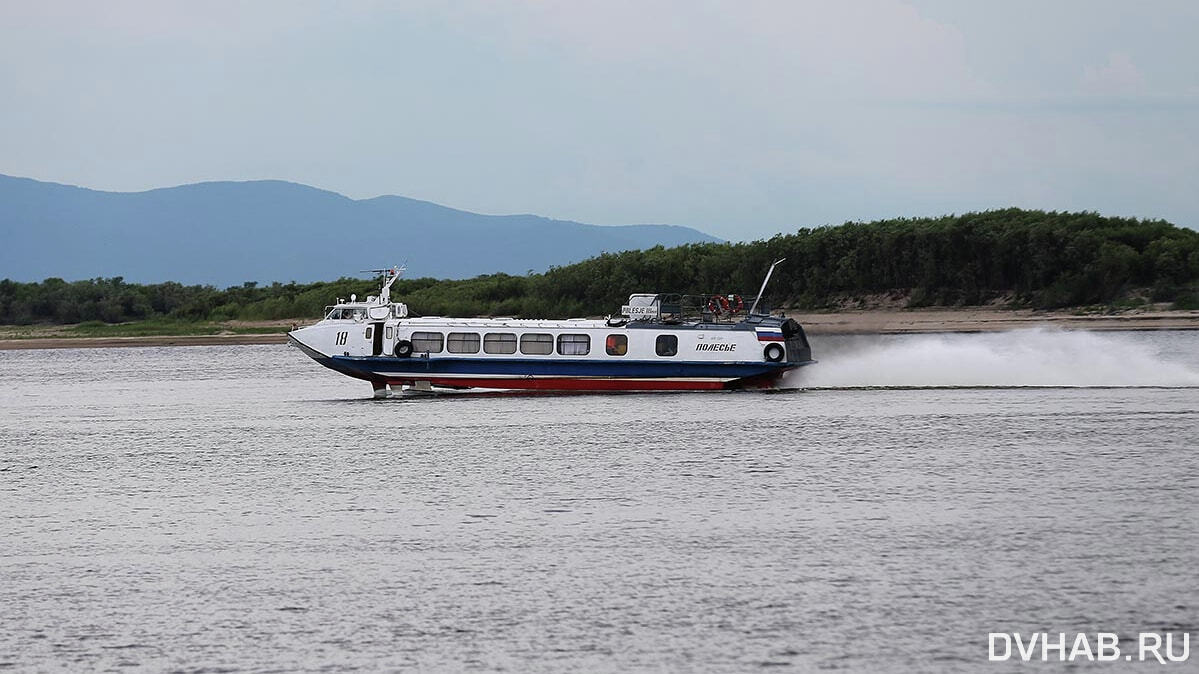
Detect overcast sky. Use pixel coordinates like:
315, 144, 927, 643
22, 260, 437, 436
1, 1, 1196, 240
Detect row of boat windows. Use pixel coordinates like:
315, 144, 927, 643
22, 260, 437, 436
394, 331, 679, 357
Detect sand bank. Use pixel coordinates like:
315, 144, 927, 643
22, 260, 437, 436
789, 308, 1199, 335
0, 333, 289, 350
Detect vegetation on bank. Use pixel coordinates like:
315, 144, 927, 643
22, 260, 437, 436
64, 319, 286, 338
2, 209, 1197, 326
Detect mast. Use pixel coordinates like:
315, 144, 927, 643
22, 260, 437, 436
749, 258, 786, 316
360, 265, 405, 304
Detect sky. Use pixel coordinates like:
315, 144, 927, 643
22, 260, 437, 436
1, 0, 1196, 241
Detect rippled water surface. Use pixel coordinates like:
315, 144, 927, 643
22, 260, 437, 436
2, 330, 1198, 672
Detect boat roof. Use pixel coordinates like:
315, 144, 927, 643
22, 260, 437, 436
395, 316, 611, 329
370, 315, 783, 331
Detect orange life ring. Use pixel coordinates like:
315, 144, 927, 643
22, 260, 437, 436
707, 295, 730, 314
728, 294, 744, 313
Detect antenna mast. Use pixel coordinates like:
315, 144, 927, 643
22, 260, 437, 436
360, 265, 406, 304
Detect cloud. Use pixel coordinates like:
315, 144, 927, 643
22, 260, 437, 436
1081, 51, 1146, 95
444, 0, 992, 100
0, 1, 333, 47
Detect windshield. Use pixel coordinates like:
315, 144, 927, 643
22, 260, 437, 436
326, 307, 365, 320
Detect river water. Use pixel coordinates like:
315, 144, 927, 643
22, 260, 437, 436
2, 330, 1197, 672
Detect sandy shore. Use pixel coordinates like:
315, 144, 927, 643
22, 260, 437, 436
2, 309, 1197, 350
0, 333, 290, 350
788, 308, 1199, 335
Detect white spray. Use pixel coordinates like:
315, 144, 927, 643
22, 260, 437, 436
787, 329, 1199, 388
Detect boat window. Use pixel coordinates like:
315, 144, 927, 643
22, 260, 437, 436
410, 331, 444, 353
365, 326, 373, 340
483, 332, 517, 354
326, 308, 349, 320
605, 334, 628, 356
385, 326, 393, 340
520, 333, 554, 355
655, 334, 678, 357
557, 334, 590, 356
447, 332, 481, 354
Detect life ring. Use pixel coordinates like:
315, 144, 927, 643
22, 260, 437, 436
394, 339, 413, 357
764, 343, 785, 362
728, 294, 744, 313
707, 295, 730, 315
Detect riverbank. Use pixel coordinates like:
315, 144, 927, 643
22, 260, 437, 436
0, 333, 291, 350
3, 309, 1199, 350
787, 307, 1199, 335
0, 320, 295, 350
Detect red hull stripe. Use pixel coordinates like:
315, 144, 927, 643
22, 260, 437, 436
395, 377, 731, 391
757, 335, 785, 342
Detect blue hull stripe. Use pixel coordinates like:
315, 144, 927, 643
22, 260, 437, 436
327, 355, 798, 380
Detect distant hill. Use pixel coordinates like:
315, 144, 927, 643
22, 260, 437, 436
0, 174, 719, 285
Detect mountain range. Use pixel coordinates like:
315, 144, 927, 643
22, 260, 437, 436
0, 174, 719, 286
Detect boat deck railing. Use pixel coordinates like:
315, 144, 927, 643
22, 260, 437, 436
639, 293, 770, 324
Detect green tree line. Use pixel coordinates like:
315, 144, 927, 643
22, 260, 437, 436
3, 208, 1197, 325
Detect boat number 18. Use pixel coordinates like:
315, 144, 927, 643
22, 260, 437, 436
335, 331, 349, 346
